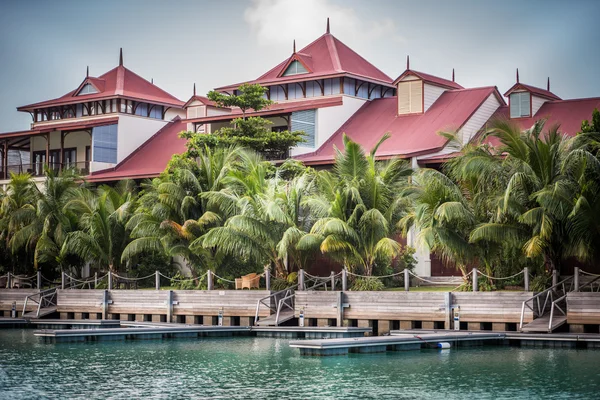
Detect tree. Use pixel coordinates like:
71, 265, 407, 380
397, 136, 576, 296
61, 182, 137, 272
298, 134, 413, 275
180, 84, 305, 160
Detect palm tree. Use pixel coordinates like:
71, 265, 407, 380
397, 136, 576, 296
61, 181, 137, 272
10, 168, 81, 272
469, 119, 577, 273
298, 133, 412, 275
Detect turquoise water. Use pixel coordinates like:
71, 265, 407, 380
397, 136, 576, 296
1, 330, 600, 399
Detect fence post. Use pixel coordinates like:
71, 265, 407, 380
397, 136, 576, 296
330, 271, 335, 290
404, 269, 410, 292
298, 269, 305, 291
523, 267, 529, 292
207, 270, 213, 290
342, 268, 347, 291
6, 272, 11, 289
472, 268, 478, 292
264, 267, 271, 291
167, 290, 173, 323
155, 271, 160, 291
94, 272, 98, 289
552, 270, 558, 287
37, 271, 41, 290
102, 290, 108, 320
574, 267, 579, 291
108, 271, 112, 290
61, 271, 65, 290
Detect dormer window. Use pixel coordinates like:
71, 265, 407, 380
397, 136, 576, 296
77, 83, 98, 96
282, 60, 308, 76
510, 92, 530, 118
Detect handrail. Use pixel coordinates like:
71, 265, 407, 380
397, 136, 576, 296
275, 293, 295, 325
578, 275, 600, 292
254, 284, 299, 325
548, 275, 600, 330
519, 276, 573, 330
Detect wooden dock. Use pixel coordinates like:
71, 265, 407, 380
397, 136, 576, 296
252, 326, 370, 338
290, 332, 505, 356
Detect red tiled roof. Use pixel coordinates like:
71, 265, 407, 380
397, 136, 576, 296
183, 95, 219, 109
0, 117, 119, 138
185, 96, 343, 124
295, 87, 498, 164
215, 33, 393, 91
485, 97, 600, 147
18, 66, 184, 111
393, 70, 463, 89
88, 117, 187, 182
503, 83, 561, 100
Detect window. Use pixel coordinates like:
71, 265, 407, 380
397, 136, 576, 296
282, 60, 308, 76
397, 80, 423, 114
149, 105, 163, 119
305, 81, 319, 98
291, 109, 316, 147
76, 104, 83, 118
343, 78, 356, 96
288, 83, 302, 99
135, 102, 148, 117
323, 78, 340, 95
510, 92, 531, 118
77, 83, 98, 95
356, 81, 369, 99
270, 86, 286, 101
92, 124, 118, 163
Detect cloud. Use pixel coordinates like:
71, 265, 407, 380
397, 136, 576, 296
244, 0, 402, 48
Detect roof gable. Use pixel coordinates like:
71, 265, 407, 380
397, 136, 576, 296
393, 70, 463, 89
504, 82, 561, 101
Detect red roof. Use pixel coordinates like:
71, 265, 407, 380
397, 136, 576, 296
393, 70, 463, 90
503, 82, 561, 100
0, 117, 119, 139
183, 95, 219, 109
88, 117, 187, 182
215, 33, 393, 91
185, 96, 343, 124
18, 65, 184, 111
295, 87, 498, 164
485, 97, 600, 147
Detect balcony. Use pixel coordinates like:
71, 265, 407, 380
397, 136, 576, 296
1, 161, 90, 179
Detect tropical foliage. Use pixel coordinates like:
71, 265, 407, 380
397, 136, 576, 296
1, 110, 599, 293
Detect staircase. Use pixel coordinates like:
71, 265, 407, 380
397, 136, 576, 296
520, 274, 600, 333
22, 287, 58, 319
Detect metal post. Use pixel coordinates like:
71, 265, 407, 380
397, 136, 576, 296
523, 267, 529, 292
552, 270, 558, 287
37, 271, 41, 290
574, 267, 579, 292
207, 270, 213, 290
264, 267, 271, 291
108, 271, 112, 290
167, 290, 173, 323
61, 271, 65, 290
404, 269, 410, 292
298, 269, 305, 291
330, 271, 335, 290
155, 271, 160, 290
342, 268, 347, 291
94, 272, 98, 289
102, 290, 108, 320
472, 268, 478, 292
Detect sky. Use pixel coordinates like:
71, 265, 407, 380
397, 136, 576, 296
0, 0, 599, 132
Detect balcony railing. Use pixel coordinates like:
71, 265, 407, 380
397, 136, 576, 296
1, 162, 90, 178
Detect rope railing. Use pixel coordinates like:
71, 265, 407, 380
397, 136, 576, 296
347, 270, 406, 279
111, 272, 157, 281
159, 271, 205, 283
580, 270, 600, 277
408, 269, 472, 285
475, 269, 524, 281
212, 273, 236, 284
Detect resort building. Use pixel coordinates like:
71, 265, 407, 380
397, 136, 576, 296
1, 21, 599, 275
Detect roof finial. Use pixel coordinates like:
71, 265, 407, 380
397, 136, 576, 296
547, 77, 550, 91
406, 55, 410, 70
326, 17, 330, 34
119, 48, 123, 66
516, 68, 519, 83
452, 68, 455, 82
86, 66, 89, 78
151, 78, 154, 84
193, 83, 196, 96
293, 39, 296, 53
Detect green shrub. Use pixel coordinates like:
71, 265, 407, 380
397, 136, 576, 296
531, 273, 551, 292
350, 277, 385, 291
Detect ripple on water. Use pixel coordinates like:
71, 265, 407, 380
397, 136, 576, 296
1, 330, 600, 399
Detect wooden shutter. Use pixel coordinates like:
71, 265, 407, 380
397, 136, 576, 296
398, 80, 423, 114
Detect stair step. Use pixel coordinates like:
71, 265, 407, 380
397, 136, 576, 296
22, 306, 57, 319
256, 310, 295, 326
521, 315, 567, 333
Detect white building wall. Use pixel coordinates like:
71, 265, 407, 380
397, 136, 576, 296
458, 94, 501, 144
165, 108, 186, 120
531, 95, 547, 116
206, 107, 232, 117
291, 95, 367, 156
423, 84, 447, 112
115, 114, 168, 164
